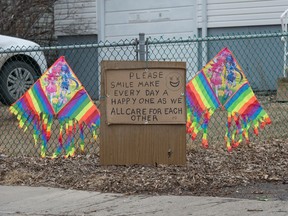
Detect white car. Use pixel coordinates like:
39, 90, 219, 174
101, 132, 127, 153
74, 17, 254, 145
0, 35, 47, 105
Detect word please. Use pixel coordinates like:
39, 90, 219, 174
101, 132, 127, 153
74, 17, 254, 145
129, 71, 164, 79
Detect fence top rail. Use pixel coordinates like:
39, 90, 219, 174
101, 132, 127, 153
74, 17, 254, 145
147, 32, 288, 45
1, 32, 288, 54
0, 39, 137, 54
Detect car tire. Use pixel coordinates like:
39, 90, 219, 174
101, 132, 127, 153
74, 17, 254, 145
0, 61, 38, 105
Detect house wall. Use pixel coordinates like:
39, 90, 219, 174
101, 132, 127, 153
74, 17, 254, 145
57, 35, 99, 99
102, 0, 197, 42
197, 0, 288, 28
54, 0, 288, 38
195, 0, 288, 91
53, 0, 288, 91
207, 25, 283, 91
54, 0, 97, 36
54, 0, 99, 98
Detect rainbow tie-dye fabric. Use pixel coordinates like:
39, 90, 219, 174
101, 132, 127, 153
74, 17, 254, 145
186, 48, 271, 151
186, 71, 221, 148
9, 56, 100, 158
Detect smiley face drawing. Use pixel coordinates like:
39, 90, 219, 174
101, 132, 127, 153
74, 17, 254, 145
166, 72, 183, 91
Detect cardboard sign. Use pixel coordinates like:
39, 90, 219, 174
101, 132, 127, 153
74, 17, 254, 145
100, 61, 186, 165
105, 63, 186, 124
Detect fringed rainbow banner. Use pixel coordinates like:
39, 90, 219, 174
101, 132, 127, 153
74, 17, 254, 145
224, 83, 271, 151
10, 56, 100, 158
186, 71, 220, 148
186, 48, 271, 151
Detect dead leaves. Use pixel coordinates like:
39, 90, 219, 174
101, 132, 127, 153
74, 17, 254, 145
0, 138, 287, 199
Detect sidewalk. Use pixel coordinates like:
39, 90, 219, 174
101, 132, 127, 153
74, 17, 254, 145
0, 185, 287, 216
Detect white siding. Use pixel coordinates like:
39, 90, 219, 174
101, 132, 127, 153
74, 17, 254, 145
103, 0, 197, 42
53, 0, 288, 38
197, 0, 288, 28
54, 0, 97, 36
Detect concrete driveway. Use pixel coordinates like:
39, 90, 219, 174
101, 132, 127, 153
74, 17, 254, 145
0, 185, 287, 216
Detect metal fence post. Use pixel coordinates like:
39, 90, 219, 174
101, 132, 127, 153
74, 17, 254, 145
281, 9, 288, 77
145, 37, 149, 61
135, 37, 139, 61
139, 33, 145, 61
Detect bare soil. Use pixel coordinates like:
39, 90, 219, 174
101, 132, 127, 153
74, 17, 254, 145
1, 137, 287, 201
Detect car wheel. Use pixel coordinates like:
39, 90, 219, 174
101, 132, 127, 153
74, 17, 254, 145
0, 61, 38, 105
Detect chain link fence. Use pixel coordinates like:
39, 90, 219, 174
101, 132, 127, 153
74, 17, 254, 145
0, 32, 288, 157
